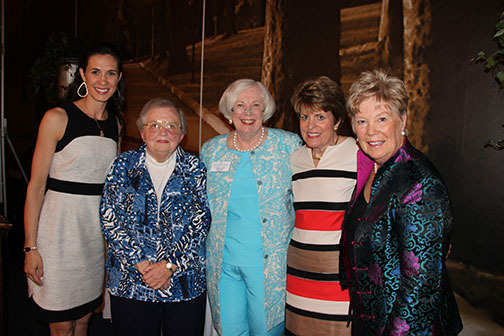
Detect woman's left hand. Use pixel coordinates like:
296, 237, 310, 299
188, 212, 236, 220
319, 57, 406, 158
142, 261, 172, 290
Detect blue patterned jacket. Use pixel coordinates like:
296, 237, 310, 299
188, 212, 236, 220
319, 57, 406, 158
340, 139, 463, 335
201, 128, 302, 334
100, 144, 211, 302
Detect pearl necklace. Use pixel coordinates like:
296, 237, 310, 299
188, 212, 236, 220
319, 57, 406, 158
233, 127, 265, 152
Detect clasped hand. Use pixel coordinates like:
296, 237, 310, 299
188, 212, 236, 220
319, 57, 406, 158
135, 260, 178, 291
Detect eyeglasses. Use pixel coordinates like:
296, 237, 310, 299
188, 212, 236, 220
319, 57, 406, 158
143, 121, 182, 134
232, 102, 264, 113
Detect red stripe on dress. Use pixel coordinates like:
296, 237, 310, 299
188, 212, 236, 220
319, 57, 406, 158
287, 274, 350, 301
294, 210, 345, 231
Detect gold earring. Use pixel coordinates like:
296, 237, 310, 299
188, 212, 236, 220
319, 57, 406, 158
77, 81, 88, 98
333, 123, 339, 132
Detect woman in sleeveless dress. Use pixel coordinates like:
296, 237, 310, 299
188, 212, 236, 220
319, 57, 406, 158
23, 42, 124, 336
286, 76, 357, 335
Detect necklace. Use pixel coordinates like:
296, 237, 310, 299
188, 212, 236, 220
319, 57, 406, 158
233, 127, 265, 152
77, 99, 106, 137
311, 133, 340, 161
94, 118, 105, 137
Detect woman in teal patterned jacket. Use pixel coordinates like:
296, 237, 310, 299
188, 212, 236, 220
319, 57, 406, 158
340, 70, 462, 335
201, 79, 302, 336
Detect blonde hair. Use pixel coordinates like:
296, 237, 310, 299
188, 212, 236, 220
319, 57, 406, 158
347, 69, 408, 119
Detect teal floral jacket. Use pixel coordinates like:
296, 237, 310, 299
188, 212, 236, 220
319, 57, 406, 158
200, 128, 302, 334
340, 139, 463, 335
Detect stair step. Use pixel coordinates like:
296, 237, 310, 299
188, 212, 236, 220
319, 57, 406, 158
341, 2, 381, 49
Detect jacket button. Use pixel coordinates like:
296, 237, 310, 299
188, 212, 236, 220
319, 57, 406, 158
250, 150, 255, 155
257, 180, 262, 185
262, 218, 267, 223
264, 254, 268, 259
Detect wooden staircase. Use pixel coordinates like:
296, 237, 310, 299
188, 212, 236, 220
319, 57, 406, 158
340, 2, 382, 92
130, 2, 382, 153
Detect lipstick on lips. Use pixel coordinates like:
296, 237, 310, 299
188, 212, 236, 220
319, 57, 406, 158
95, 87, 109, 94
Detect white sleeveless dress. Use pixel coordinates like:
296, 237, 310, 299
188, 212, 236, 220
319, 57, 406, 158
29, 103, 118, 311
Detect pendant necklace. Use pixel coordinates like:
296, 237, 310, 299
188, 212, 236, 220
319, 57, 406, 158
312, 133, 339, 161
94, 118, 105, 137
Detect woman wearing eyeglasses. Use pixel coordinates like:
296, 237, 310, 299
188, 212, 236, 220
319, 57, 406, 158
100, 97, 211, 336
201, 79, 302, 336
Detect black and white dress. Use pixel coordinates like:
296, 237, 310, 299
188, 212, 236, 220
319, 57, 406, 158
29, 103, 118, 318
286, 137, 358, 335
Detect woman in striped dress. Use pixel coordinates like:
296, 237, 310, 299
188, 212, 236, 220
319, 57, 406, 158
286, 76, 358, 335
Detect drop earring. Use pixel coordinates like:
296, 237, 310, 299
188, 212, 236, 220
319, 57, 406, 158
77, 81, 88, 98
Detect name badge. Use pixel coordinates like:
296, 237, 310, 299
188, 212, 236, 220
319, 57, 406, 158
210, 161, 231, 172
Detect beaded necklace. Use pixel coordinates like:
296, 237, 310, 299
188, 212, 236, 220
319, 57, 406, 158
232, 127, 265, 152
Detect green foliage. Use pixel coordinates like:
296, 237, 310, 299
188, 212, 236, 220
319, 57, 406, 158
473, 11, 504, 150
484, 125, 504, 150
31, 32, 85, 110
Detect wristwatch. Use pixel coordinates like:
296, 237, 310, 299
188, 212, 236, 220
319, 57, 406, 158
165, 261, 177, 273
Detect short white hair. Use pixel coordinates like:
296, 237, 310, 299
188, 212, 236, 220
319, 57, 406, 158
218, 79, 276, 121
136, 97, 187, 134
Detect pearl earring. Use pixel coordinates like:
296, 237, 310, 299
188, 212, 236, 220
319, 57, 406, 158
228, 119, 233, 125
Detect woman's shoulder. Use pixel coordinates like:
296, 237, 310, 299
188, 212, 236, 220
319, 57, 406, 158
391, 142, 448, 196
289, 145, 311, 172
399, 141, 442, 179
43, 107, 67, 124
341, 136, 358, 147
202, 134, 228, 147
38, 107, 68, 138
268, 128, 299, 139
115, 145, 144, 165
201, 134, 229, 156
177, 147, 205, 170
336, 137, 359, 155
290, 145, 309, 161
267, 128, 302, 146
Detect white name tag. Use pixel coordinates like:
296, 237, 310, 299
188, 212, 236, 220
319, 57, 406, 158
210, 161, 231, 172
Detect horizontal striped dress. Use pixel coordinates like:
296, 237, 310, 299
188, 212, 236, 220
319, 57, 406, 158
286, 137, 358, 336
